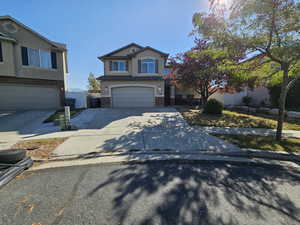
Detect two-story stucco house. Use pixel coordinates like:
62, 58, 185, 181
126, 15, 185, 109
97, 43, 172, 108
0, 16, 68, 110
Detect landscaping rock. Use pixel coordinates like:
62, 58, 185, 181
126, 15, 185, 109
233, 106, 249, 112
256, 107, 271, 114
248, 107, 256, 113
287, 111, 300, 119
269, 108, 279, 115
225, 105, 234, 110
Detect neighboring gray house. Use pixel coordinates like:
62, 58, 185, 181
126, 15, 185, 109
0, 15, 68, 110
97, 43, 171, 107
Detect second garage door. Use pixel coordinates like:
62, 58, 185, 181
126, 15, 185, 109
112, 87, 155, 108
0, 83, 61, 110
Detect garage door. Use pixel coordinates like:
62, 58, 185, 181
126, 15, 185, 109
112, 87, 155, 108
0, 83, 61, 110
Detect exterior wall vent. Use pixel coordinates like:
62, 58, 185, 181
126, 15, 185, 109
3, 22, 19, 33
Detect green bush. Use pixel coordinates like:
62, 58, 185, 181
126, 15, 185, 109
269, 80, 300, 109
203, 99, 223, 114
242, 96, 252, 106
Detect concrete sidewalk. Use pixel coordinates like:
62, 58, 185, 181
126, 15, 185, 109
201, 126, 300, 138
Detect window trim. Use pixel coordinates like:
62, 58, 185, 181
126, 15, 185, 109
22, 47, 56, 70
141, 58, 156, 74
111, 60, 127, 72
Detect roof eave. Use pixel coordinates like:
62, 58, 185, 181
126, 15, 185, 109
128, 46, 169, 57
0, 15, 66, 51
0, 36, 16, 43
98, 43, 143, 59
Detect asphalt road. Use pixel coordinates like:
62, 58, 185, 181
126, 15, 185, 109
0, 161, 299, 225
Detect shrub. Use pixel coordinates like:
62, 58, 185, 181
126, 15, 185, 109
203, 99, 223, 114
242, 96, 252, 106
268, 80, 300, 109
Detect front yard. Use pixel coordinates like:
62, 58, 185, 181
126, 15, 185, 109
11, 138, 67, 159
177, 107, 300, 131
213, 134, 300, 153
43, 108, 84, 123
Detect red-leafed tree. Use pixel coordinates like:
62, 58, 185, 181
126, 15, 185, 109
168, 39, 239, 105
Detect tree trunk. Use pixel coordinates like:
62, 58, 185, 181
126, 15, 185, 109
202, 96, 208, 105
276, 66, 289, 141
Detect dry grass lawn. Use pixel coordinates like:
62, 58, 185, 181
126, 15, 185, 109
11, 138, 67, 159
213, 134, 300, 153
43, 108, 84, 123
177, 107, 300, 131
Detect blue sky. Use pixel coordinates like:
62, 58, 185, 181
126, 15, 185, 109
2, 0, 209, 90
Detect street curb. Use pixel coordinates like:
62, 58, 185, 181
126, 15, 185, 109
29, 151, 300, 172
29, 155, 299, 172
223, 148, 300, 162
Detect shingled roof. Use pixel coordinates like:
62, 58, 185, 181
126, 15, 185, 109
98, 43, 168, 60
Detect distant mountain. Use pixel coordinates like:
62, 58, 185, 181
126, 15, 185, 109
67, 88, 87, 92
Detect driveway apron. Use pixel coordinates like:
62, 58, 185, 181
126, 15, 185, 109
0, 110, 54, 150
53, 108, 239, 156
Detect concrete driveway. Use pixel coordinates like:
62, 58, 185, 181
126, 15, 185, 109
54, 108, 239, 155
0, 110, 54, 150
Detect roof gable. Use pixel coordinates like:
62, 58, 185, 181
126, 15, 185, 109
98, 43, 169, 61
98, 43, 143, 60
0, 15, 66, 50
128, 46, 169, 57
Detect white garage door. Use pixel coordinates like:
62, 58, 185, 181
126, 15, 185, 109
112, 87, 155, 108
0, 83, 61, 110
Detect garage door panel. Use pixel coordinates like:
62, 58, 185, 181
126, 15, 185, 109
0, 84, 61, 110
112, 87, 155, 108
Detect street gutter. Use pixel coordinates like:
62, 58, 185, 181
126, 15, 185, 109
30, 151, 300, 172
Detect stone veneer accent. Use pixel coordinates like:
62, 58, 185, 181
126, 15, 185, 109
101, 97, 111, 107
155, 97, 164, 106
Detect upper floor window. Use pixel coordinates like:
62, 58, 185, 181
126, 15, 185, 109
110, 61, 127, 72
163, 68, 171, 75
0, 41, 3, 62
21, 46, 57, 69
139, 58, 158, 73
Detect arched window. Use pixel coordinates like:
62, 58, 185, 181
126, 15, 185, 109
141, 58, 155, 73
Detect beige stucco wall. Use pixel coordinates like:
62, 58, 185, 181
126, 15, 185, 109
104, 60, 132, 76
111, 46, 142, 57
0, 19, 65, 81
100, 80, 165, 97
0, 40, 15, 76
103, 48, 166, 77
132, 50, 165, 76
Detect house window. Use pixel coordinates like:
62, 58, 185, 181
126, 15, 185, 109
163, 68, 171, 75
28, 48, 40, 67
0, 41, 3, 62
141, 58, 156, 73
40, 50, 52, 68
111, 61, 126, 71
24, 47, 53, 69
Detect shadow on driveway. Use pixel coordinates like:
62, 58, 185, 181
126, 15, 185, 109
96, 113, 238, 152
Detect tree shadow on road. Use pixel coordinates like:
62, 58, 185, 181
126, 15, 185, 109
86, 162, 300, 225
